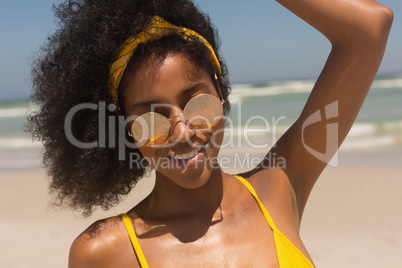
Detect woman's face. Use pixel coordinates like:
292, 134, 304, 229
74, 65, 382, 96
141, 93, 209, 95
123, 53, 224, 189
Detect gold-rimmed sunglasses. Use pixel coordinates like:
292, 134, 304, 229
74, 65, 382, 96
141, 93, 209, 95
127, 75, 225, 147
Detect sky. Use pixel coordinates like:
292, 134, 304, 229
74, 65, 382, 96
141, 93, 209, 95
0, 0, 401, 101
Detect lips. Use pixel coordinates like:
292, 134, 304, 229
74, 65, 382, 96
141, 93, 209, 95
176, 147, 206, 168
167, 143, 206, 158
165, 146, 206, 169
171, 147, 202, 160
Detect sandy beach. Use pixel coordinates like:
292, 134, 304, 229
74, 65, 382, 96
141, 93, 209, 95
1, 145, 401, 268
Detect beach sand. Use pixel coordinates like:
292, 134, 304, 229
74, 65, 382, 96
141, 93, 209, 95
1, 146, 401, 267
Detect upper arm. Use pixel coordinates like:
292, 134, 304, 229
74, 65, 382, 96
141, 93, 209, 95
68, 232, 114, 268
69, 233, 100, 268
68, 219, 137, 268
253, 1, 393, 217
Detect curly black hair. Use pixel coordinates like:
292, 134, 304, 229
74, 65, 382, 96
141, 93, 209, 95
27, 0, 231, 216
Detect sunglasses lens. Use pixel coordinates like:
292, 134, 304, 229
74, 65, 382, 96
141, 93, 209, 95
184, 94, 223, 129
130, 94, 223, 147
131, 112, 170, 146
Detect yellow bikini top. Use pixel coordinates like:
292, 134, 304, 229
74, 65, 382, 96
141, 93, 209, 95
120, 175, 314, 267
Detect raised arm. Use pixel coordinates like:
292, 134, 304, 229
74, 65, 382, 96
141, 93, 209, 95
253, 0, 393, 216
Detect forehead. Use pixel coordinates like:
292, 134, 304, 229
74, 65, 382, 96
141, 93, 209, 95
123, 53, 214, 109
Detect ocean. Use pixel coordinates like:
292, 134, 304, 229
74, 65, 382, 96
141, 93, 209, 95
1, 75, 401, 171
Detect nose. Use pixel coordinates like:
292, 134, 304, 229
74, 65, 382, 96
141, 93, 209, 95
168, 114, 196, 144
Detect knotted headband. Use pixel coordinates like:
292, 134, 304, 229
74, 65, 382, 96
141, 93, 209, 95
108, 15, 222, 107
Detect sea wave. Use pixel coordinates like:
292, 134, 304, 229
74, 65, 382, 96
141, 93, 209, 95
0, 107, 29, 118
341, 135, 395, 151
222, 120, 401, 151
372, 78, 402, 88
229, 77, 402, 103
0, 138, 42, 149
229, 120, 401, 135
230, 80, 315, 103
0, 158, 42, 170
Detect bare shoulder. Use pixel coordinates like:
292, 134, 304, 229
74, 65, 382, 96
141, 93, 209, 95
69, 216, 138, 268
236, 168, 300, 224
237, 167, 295, 199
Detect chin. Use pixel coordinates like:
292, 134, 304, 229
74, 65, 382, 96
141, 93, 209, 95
176, 174, 210, 189
157, 162, 214, 190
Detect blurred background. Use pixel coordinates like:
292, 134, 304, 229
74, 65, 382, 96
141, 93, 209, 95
0, 1, 401, 267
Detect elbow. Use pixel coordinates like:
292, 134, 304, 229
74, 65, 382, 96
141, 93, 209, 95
359, 5, 394, 45
331, 4, 393, 48
372, 6, 393, 37
380, 6, 394, 28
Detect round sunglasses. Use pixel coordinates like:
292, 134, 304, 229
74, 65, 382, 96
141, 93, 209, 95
127, 79, 225, 147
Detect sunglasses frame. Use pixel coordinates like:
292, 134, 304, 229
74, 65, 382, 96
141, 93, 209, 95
126, 74, 225, 146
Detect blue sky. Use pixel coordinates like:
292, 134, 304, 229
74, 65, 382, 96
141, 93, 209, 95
1, 0, 401, 101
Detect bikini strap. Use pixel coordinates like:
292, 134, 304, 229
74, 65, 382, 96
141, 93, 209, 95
120, 213, 149, 268
234, 175, 315, 267
233, 175, 279, 232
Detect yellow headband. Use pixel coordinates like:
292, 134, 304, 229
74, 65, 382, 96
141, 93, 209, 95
108, 15, 222, 107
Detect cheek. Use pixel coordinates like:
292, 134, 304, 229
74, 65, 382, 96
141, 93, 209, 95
137, 146, 158, 167
209, 119, 225, 149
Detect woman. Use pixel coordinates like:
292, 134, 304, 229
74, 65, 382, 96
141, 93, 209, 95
28, 0, 393, 267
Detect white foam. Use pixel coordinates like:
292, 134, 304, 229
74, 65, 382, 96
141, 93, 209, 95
340, 136, 395, 151
230, 80, 315, 103
0, 108, 29, 118
0, 138, 42, 149
349, 121, 402, 137
229, 76, 402, 104
372, 78, 402, 89
0, 158, 42, 170
221, 120, 400, 152
348, 123, 376, 137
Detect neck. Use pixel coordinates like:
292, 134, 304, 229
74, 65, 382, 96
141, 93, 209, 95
138, 168, 224, 221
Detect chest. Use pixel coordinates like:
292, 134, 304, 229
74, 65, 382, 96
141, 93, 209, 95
137, 206, 281, 267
